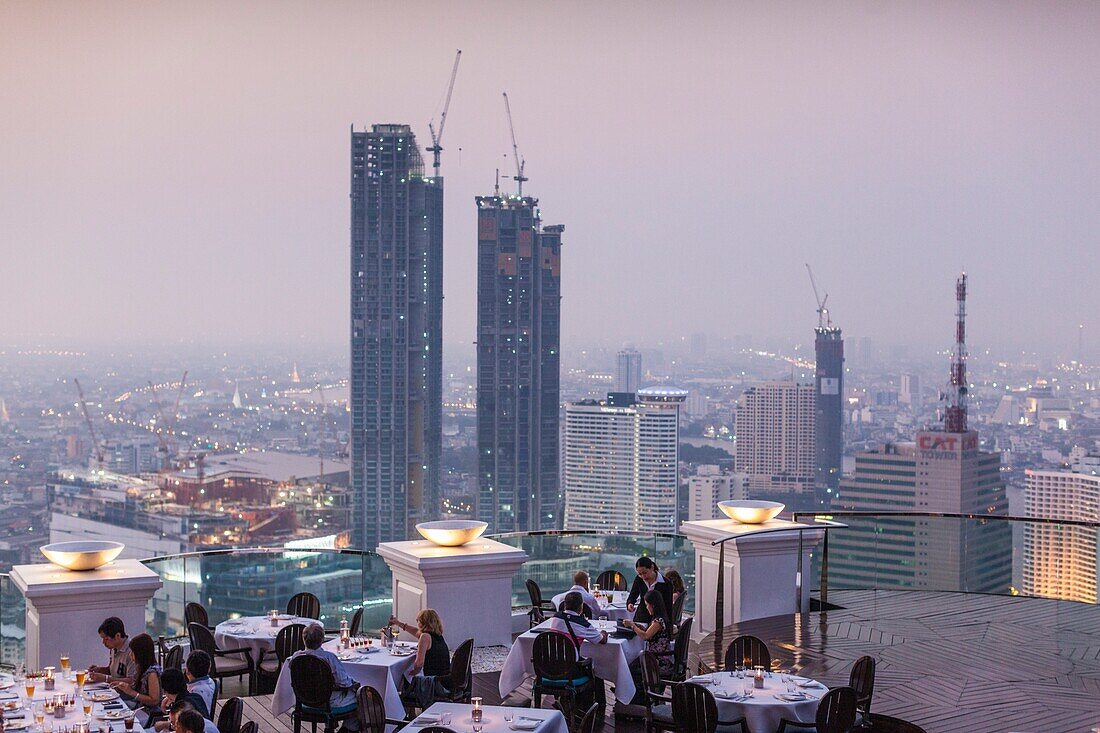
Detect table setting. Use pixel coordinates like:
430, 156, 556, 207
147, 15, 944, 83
214, 614, 323, 664
0, 667, 147, 733
549, 590, 631, 622
409, 701, 567, 733
684, 669, 825, 733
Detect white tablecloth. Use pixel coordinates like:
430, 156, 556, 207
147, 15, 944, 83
499, 619, 645, 704
1, 676, 151, 733
417, 702, 568, 733
549, 591, 632, 621
688, 672, 823, 733
214, 615, 322, 666
270, 640, 417, 720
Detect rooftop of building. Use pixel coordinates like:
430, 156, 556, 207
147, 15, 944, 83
165, 451, 348, 483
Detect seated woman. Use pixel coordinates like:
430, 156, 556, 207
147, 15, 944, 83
389, 609, 451, 710
664, 569, 685, 605
110, 633, 162, 726
624, 589, 675, 679
154, 669, 209, 730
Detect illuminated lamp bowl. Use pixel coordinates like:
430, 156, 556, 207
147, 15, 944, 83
40, 541, 125, 571
718, 500, 786, 525
415, 520, 489, 547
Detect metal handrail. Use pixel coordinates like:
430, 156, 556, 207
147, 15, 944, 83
792, 510, 1100, 529
140, 545, 380, 565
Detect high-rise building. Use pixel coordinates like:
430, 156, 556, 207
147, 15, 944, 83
563, 388, 686, 533
686, 466, 748, 521
616, 348, 642, 394
350, 124, 443, 547
475, 194, 562, 532
900, 373, 921, 407
1023, 454, 1100, 603
814, 327, 844, 504
734, 381, 816, 495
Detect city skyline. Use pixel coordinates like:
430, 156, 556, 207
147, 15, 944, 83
3, 3, 1100, 357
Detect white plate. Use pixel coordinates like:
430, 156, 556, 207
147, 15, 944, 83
88, 691, 119, 702
4, 718, 31, 730
96, 710, 129, 720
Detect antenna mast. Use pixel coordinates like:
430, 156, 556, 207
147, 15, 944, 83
944, 272, 969, 433
426, 49, 462, 179
502, 92, 527, 195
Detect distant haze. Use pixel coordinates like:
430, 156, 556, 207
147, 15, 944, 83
2, 1, 1098, 359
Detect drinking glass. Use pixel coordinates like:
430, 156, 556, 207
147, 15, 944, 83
82, 697, 92, 717
35, 703, 45, 727
503, 711, 514, 722
60, 656, 70, 677
742, 683, 753, 698
75, 670, 86, 688
599, 615, 608, 622
25, 680, 36, 700
473, 726, 482, 733
123, 714, 135, 732
439, 712, 452, 725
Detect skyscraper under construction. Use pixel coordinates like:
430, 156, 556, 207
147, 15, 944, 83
350, 124, 442, 547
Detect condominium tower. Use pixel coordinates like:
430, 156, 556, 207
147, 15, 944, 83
349, 124, 443, 547
616, 348, 642, 394
563, 388, 687, 533
734, 381, 816, 496
814, 327, 844, 503
476, 194, 563, 532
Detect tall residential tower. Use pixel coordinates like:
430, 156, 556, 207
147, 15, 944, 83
350, 124, 443, 547
476, 194, 563, 532
814, 326, 844, 504
616, 348, 642, 394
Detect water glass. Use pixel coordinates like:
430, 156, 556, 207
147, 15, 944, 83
440, 712, 452, 726
742, 683, 753, 698
503, 711, 514, 722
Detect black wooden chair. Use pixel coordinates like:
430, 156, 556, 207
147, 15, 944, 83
238, 722, 257, 733
188, 622, 255, 695
595, 570, 627, 591
418, 728, 458, 733
669, 593, 685, 625
289, 655, 358, 733
216, 696, 243, 733
349, 607, 364, 636
286, 592, 322, 620
777, 686, 858, 733
163, 643, 184, 673
185, 602, 213, 630
559, 600, 593, 619
258, 623, 306, 680
434, 638, 474, 704
666, 616, 693, 683
850, 655, 876, 719
531, 631, 596, 711
355, 685, 408, 733
864, 713, 928, 733
578, 701, 603, 733
671, 682, 722, 733
723, 634, 771, 671
526, 578, 556, 627
636, 651, 676, 733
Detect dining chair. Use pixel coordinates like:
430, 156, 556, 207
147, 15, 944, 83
434, 638, 474, 704
163, 643, 184, 673
864, 713, 928, 732
595, 570, 627, 592
216, 696, 243, 733
577, 701, 603, 733
531, 631, 596, 711
777, 686, 858, 733
636, 651, 676, 733
188, 622, 255, 695
185, 602, 213, 630
258, 623, 306, 680
666, 617, 693, 683
669, 593, 685, 625
671, 682, 721, 733
417, 728, 458, 733
849, 655, 876, 719
238, 722, 257, 733
355, 685, 408, 733
289, 655, 358, 733
723, 634, 771, 671
286, 592, 322, 620
349, 607, 364, 637
526, 578, 556, 627
558, 600, 593, 619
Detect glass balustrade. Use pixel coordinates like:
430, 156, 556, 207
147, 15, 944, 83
1, 572, 25, 666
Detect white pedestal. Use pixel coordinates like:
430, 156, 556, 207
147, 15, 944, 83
377, 538, 528, 648
11, 559, 163, 670
680, 519, 823, 637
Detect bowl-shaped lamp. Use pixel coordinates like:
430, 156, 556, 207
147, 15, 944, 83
415, 520, 488, 547
39, 541, 125, 571
718, 500, 785, 525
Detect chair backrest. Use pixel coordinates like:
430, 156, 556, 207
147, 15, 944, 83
355, 685, 387, 733
164, 644, 183, 672
286, 592, 321, 619
578, 702, 602, 733
816, 686, 858, 733
723, 634, 771, 671
216, 696, 243, 733
349, 607, 364, 637
849, 655, 876, 713
289, 654, 334, 709
638, 651, 665, 706
418, 728, 458, 733
558, 600, 592, 619
238, 723, 256, 733
672, 682, 718, 733
532, 631, 581, 682
448, 638, 474, 702
188, 623, 218, 669
670, 593, 685, 624
275, 623, 307, 664
185, 602, 210, 628
595, 570, 627, 591
670, 616, 693, 681
526, 578, 545, 607
865, 714, 928, 733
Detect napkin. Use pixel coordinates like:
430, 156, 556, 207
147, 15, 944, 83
511, 717, 543, 730
412, 713, 440, 725
687, 675, 712, 684
797, 680, 825, 689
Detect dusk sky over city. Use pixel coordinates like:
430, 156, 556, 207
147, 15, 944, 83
2, 1, 1099, 357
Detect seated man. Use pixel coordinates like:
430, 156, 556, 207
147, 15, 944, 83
544, 591, 608, 711
88, 617, 138, 684
184, 651, 215, 718
154, 669, 208, 730
566, 571, 601, 618
168, 701, 219, 733
290, 624, 359, 727
625, 556, 672, 625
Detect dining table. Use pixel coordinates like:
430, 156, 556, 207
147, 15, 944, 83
549, 590, 632, 622
214, 614, 323, 666
270, 638, 418, 721
685, 670, 826, 733
498, 618, 645, 705
0, 672, 150, 733
409, 701, 568, 733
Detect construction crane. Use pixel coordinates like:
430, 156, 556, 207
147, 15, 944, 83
502, 92, 527, 196
426, 49, 462, 179
74, 379, 105, 469
805, 263, 831, 329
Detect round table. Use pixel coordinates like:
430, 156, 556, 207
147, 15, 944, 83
214, 615, 323, 665
687, 672, 824, 733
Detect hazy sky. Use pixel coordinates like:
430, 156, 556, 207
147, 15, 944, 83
2, 1, 1098, 358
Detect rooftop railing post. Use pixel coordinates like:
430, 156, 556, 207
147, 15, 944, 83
796, 530, 804, 616
820, 526, 829, 612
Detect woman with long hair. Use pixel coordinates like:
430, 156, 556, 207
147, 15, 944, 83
389, 608, 452, 710
110, 632, 162, 725
664, 569, 686, 604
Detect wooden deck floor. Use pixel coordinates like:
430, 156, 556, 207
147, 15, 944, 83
698, 589, 1100, 733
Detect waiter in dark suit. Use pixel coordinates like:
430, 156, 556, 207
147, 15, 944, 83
625, 556, 673, 625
